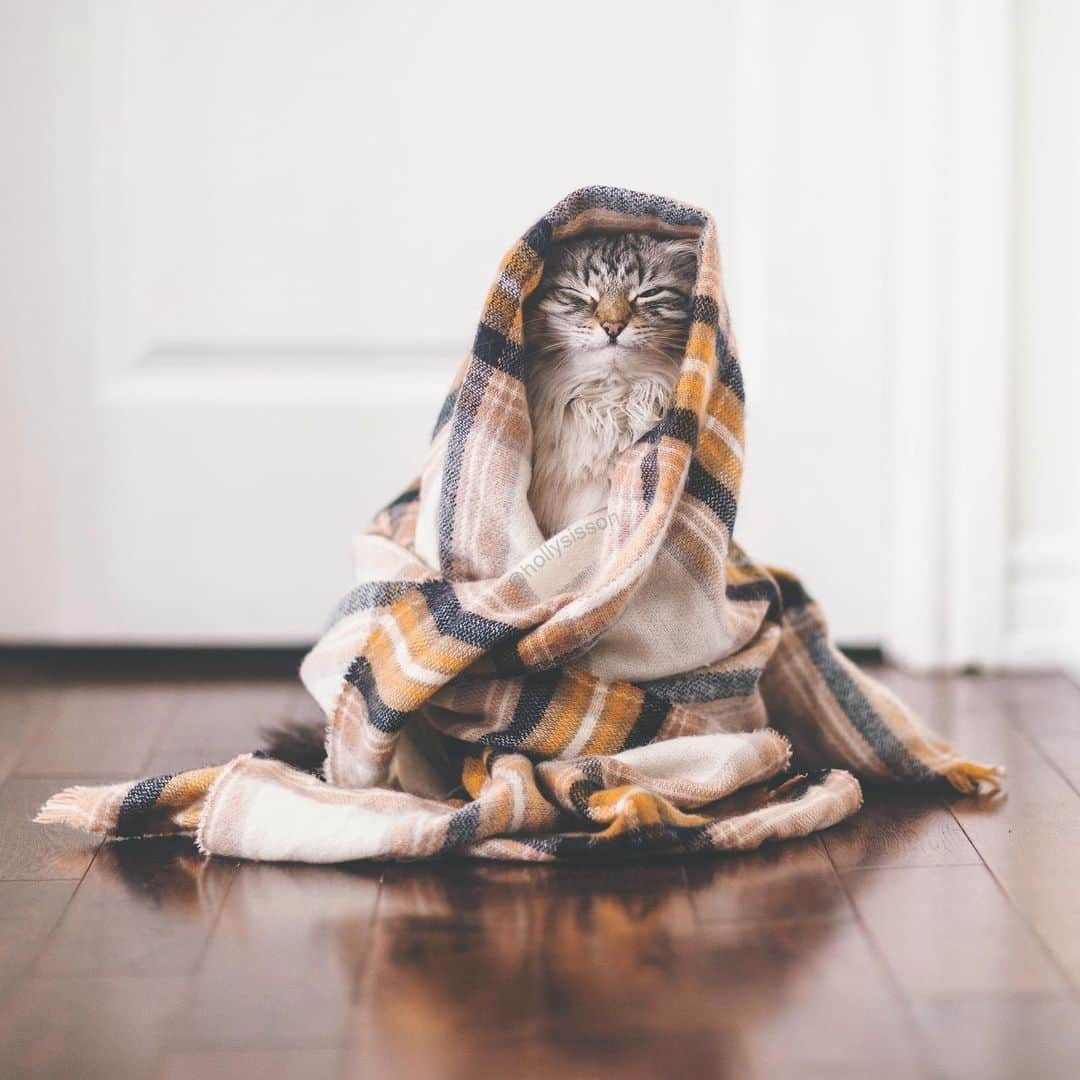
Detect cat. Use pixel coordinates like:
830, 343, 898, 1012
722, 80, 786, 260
260, 231, 697, 777
524, 232, 697, 536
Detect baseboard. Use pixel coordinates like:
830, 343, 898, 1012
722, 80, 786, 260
837, 644, 886, 666
2, 641, 890, 679
0, 644, 307, 679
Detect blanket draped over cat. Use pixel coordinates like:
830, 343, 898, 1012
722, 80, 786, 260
38, 186, 1001, 862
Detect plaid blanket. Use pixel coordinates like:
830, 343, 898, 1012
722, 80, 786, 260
38, 186, 1001, 862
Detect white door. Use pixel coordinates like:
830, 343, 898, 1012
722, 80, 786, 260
2, 0, 910, 647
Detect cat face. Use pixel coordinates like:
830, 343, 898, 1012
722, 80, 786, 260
526, 232, 697, 379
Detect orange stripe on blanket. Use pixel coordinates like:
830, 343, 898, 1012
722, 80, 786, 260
586, 786, 709, 835
521, 669, 597, 757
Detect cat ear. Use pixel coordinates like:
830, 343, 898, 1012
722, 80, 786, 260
664, 237, 699, 277
666, 237, 699, 257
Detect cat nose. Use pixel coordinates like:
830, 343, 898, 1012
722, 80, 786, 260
601, 320, 626, 341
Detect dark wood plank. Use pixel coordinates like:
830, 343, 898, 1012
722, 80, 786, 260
0, 660, 1076, 1080
160, 1048, 345, 1080
690, 918, 930, 1079
199, 860, 381, 982
349, 861, 548, 1073
905, 673, 1080, 989
822, 787, 981, 869
0, 975, 193, 1080
142, 679, 300, 776
685, 835, 852, 923
33, 837, 236, 977
840, 864, 1064, 995
1003, 672, 1080, 794
911, 993, 1080, 1080
1029, 732, 1080, 796
348, 1037, 712, 1080
15, 679, 184, 777
179, 862, 380, 1050
349, 860, 704, 1075
521, 869, 730, 1080
0, 682, 57, 785
529, 861, 701, 1044
0, 880, 78, 995
0, 775, 101, 881
681, 835, 932, 1076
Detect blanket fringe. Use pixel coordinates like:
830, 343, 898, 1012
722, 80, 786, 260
943, 760, 1006, 795
35, 786, 107, 834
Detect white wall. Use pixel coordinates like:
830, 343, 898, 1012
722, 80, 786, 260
0, 0, 1076, 669
0, 0, 897, 646
1006, 0, 1080, 675
728, 0, 896, 647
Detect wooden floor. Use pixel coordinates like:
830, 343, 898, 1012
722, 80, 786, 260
1, 653, 1079, 1079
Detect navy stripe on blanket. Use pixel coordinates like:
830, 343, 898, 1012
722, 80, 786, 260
432, 390, 458, 438
328, 581, 417, 626
792, 621, 935, 782
116, 773, 174, 837
524, 218, 553, 257
685, 460, 737, 533
479, 668, 562, 750
437, 359, 493, 576
623, 693, 670, 749
344, 656, 411, 733
636, 668, 762, 704
716, 330, 744, 402
417, 580, 518, 651
441, 800, 482, 851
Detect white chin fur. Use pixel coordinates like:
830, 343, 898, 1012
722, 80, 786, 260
526, 346, 679, 537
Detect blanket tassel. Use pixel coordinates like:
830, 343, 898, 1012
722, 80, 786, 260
944, 761, 1006, 795
34, 785, 111, 834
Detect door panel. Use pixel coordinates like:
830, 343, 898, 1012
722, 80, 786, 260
2, 0, 891, 644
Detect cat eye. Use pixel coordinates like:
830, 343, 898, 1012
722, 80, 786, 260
552, 287, 590, 305
636, 286, 669, 300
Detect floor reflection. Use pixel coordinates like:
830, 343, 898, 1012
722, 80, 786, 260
90, 791, 948, 1077
104, 836, 232, 915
